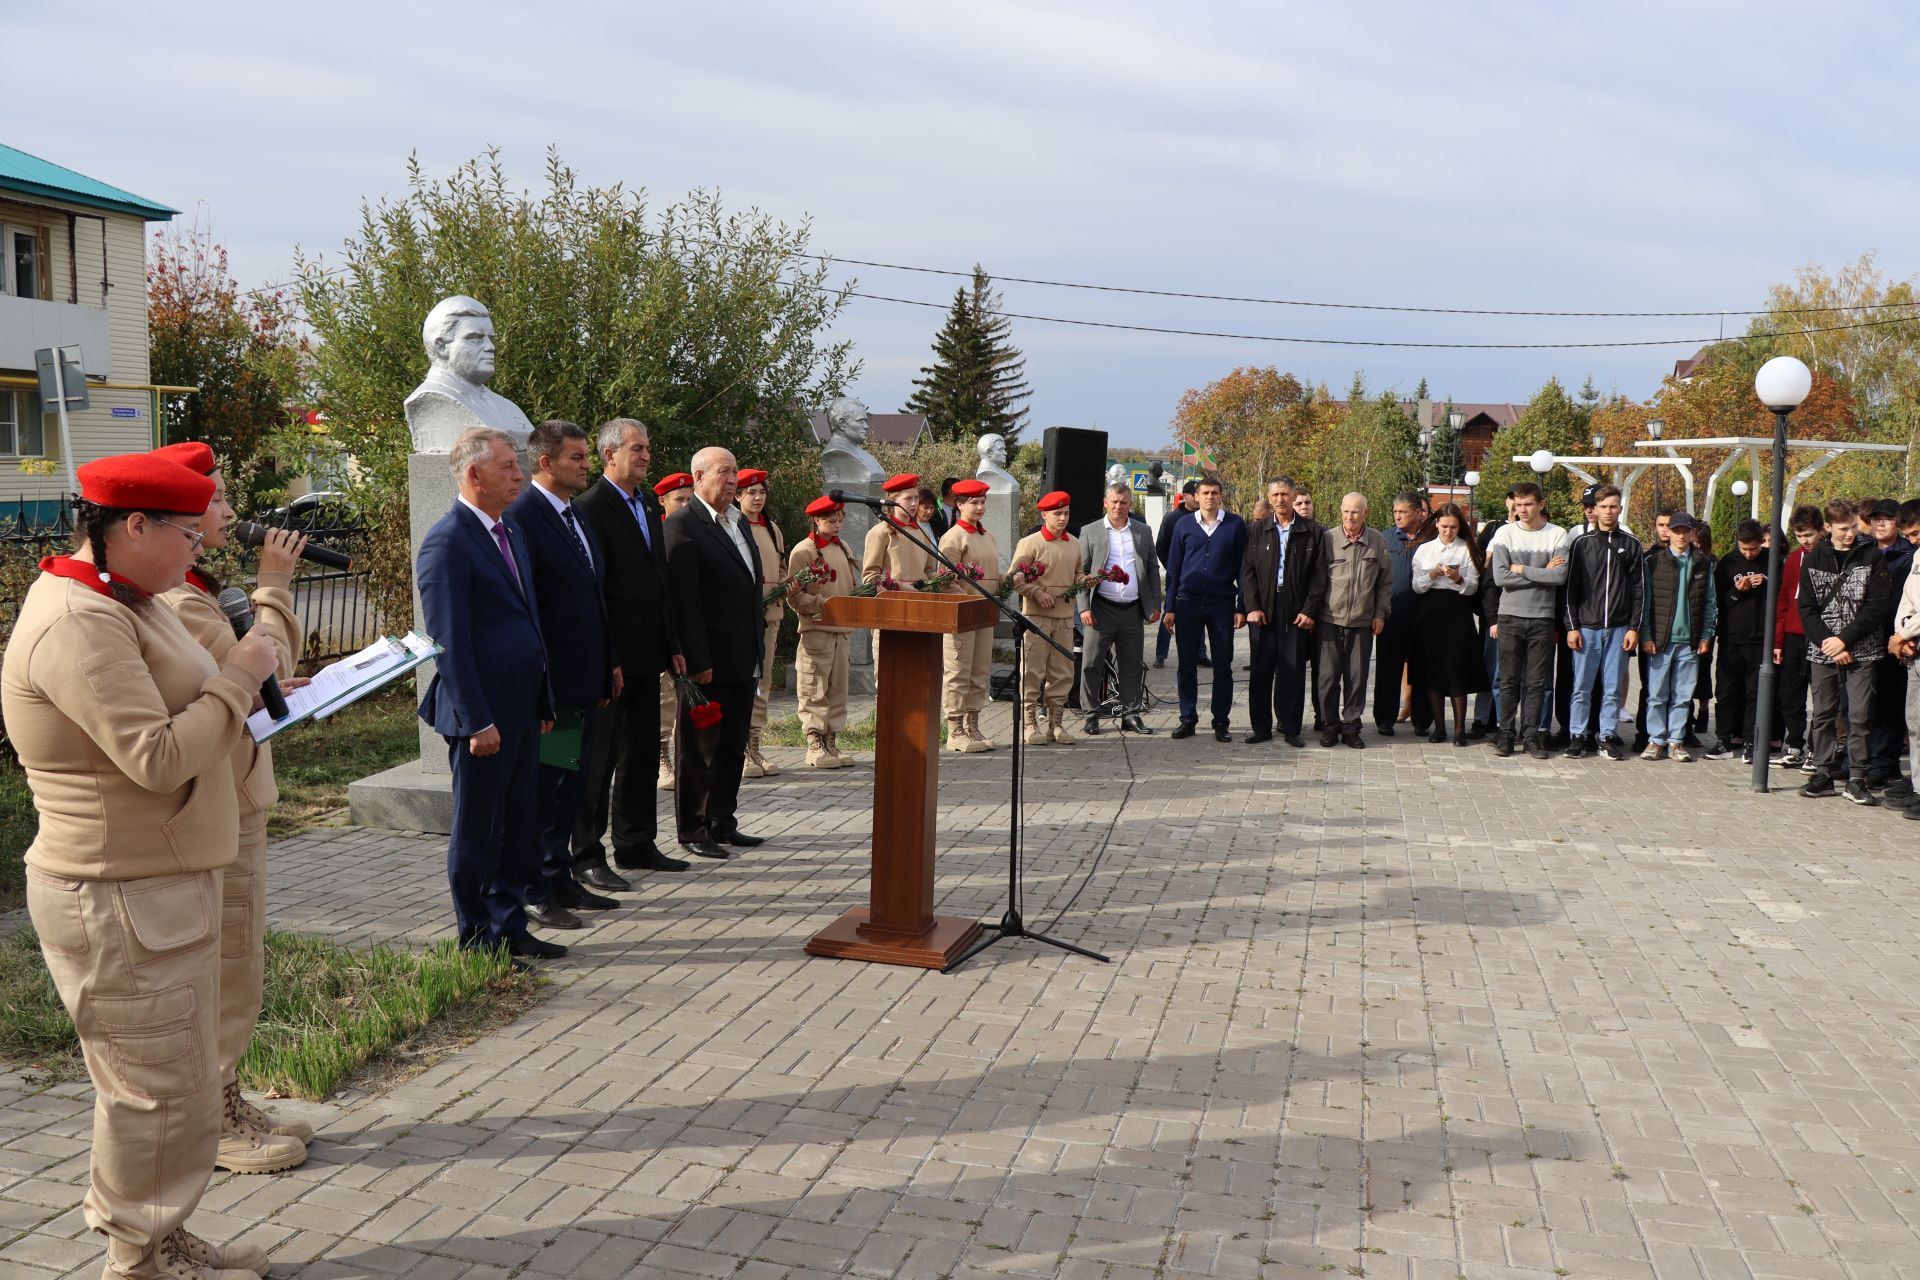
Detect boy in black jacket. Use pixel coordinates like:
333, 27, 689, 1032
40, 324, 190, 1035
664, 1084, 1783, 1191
1797, 498, 1892, 803
1707, 519, 1770, 762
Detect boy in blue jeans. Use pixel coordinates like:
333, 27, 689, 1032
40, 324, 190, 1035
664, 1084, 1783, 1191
1640, 511, 1717, 762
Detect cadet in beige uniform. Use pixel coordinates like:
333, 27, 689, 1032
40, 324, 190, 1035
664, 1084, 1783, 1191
787, 495, 858, 767
734, 468, 786, 778
1011, 490, 1081, 745
862, 472, 936, 586
3, 453, 283, 1280
937, 478, 1003, 751
149, 442, 311, 1178
654, 472, 694, 790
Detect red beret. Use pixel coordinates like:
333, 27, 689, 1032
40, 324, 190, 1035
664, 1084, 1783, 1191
805, 495, 843, 518
881, 473, 920, 493
653, 472, 693, 496
736, 469, 769, 489
149, 441, 217, 475
78, 453, 215, 514
1037, 490, 1072, 512
951, 479, 989, 499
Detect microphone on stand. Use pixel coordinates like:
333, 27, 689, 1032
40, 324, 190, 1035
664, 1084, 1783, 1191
230, 520, 353, 569
216, 588, 290, 721
827, 490, 896, 510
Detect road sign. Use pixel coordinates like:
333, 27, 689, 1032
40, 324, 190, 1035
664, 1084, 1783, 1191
35, 346, 87, 412
1130, 469, 1150, 492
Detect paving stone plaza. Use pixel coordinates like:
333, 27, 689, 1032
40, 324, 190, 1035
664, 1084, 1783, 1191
7, 667, 1920, 1280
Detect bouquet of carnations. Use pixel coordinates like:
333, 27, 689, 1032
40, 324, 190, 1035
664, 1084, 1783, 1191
915, 561, 986, 594
672, 672, 723, 729
851, 574, 901, 598
1071, 564, 1130, 597
763, 559, 832, 607
1000, 559, 1047, 599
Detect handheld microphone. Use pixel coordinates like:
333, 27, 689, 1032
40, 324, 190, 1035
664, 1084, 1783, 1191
827, 490, 894, 510
216, 588, 290, 721
231, 520, 353, 570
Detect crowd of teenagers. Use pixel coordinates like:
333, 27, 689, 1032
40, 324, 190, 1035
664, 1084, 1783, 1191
1137, 474, 1920, 815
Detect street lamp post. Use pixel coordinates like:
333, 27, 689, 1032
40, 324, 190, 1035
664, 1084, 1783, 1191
1749, 356, 1812, 793
1463, 468, 1481, 525
1647, 418, 1666, 519
1417, 427, 1433, 488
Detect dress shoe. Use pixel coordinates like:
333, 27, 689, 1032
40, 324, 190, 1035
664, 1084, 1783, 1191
576, 863, 632, 892
1213, 725, 1231, 742
1083, 715, 1104, 736
1284, 734, 1305, 748
1122, 714, 1153, 734
1319, 729, 1340, 748
1171, 720, 1197, 739
718, 830, 765, 847
615, 842, 689, 872
556, 878, 620, 910
1375, 724, 1396, 737
508, 933, 569, 960
682, 840, 732, 859
1244, 731, 1272, 744
1343, 730, 1365, 749
525, 901, 585, 931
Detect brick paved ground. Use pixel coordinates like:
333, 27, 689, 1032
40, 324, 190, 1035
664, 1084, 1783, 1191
7, 655, 1920, 1279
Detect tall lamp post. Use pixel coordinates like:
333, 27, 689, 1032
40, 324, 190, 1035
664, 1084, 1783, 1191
1647, 418, 1667, 518
1750, 356, 1812, 793
1464, 469, 1481, 524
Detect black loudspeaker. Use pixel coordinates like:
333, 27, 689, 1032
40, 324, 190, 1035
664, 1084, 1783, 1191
1042, 426, 1110, 533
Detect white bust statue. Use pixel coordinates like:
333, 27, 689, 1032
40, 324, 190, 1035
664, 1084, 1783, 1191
820, 396, 883, 488
976, 432, 1017, 492
403, 296, 535, 453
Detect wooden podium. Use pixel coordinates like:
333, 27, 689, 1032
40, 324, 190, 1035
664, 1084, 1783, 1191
806, 590, 1002, 968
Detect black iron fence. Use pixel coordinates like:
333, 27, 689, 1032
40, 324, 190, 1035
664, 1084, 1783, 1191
0, 493, 383, 670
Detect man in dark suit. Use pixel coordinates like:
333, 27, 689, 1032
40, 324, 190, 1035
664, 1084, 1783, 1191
505, 420, 622, 930
664, 446, 765, 857
571, 418, 686, 884
929, 476, 958, 540
1240, 475, 1323, 746
417, 426, 562, 962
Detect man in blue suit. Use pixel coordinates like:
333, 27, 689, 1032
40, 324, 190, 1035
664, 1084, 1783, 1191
505, 419, 621, 931
417, 426, 561, 962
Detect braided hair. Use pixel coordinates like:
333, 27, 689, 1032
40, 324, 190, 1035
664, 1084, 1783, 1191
75, 502, 154, 612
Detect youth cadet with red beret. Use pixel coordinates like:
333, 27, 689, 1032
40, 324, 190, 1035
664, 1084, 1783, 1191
787, 495, 859, 767
937, 478, 1002, 751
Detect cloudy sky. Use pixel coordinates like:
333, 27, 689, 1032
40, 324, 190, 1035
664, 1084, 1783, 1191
22, 1, 1918, 447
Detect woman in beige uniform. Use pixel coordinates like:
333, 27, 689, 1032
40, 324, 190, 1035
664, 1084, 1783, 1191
150, 441, 311, 1176
653, 471, 694, 790
733, 467, 786, 778
861, 472, 936, 586
937, 478, 1003, 751
787, 495, 858, 767
1010, 490, 1081, 746
2, 453, 282, 1280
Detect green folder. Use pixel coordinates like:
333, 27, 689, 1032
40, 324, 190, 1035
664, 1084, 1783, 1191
539, 706, 587, 771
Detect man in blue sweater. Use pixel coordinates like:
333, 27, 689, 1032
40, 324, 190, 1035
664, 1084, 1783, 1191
1163, 476, 1248, 740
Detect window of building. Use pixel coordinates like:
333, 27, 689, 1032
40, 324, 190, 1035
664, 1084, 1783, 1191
2, 225, 43, 299
0, 390, 46, 456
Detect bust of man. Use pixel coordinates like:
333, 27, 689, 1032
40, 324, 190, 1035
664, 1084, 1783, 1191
403, 295, 535, 453
976, 432, 1016, 492
820, 397, 883, 488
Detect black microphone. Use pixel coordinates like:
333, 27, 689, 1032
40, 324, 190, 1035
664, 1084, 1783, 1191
216, 588, 290, 721
231, 520, 352, 569
827, 489, 894, 510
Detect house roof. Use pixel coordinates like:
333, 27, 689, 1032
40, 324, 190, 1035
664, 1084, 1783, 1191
0, 144, 176, 220
1400, 400, 1524, 429
1672, 348, 1710, 381
807, 410, 929, 447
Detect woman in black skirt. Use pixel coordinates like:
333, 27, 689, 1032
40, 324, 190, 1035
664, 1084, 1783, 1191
1411, 503, 1491, 744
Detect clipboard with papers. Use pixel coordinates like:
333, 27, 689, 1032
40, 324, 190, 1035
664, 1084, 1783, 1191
246, 632, 443, 743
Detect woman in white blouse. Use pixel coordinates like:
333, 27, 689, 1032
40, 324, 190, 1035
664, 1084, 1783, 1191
1410, 504, 1490, 745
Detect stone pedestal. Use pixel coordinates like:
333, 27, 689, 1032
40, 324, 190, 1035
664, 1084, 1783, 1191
348, 452, 456, 833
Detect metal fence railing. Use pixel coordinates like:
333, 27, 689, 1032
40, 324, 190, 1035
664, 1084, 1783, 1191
0, 494, 383, 670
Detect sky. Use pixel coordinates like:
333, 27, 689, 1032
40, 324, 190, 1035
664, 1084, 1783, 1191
20, 1, 1920, 448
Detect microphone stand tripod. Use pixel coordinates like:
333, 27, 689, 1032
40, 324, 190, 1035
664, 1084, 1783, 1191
860, 500, 1110, 971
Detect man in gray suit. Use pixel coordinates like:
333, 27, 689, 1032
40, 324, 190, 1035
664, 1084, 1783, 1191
1079, 483, 1163, 734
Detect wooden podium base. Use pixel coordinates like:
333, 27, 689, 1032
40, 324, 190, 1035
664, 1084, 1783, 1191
805, 908, 984, 970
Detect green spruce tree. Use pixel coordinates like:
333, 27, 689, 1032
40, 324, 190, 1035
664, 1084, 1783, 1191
905, 266, 1032, 445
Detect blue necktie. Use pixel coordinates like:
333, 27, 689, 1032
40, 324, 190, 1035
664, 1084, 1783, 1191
629, 493, 652, 552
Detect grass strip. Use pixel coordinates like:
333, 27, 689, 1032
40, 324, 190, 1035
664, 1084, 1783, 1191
763, 711, 879, 750
0, 926, 536, 1100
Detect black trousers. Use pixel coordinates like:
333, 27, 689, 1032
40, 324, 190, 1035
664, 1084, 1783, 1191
1779, 642, 1811, 749
675, 678, 754, 843
528, 705, 597, 903
1084, 596, 1146, 714
1248, 620, 1311, 737
1373, 613, 1429, 732
573, 680, 660, 866
1496, 616, 1555, 739
1868, 654, 1909, 777
1715, 641, 1763, 745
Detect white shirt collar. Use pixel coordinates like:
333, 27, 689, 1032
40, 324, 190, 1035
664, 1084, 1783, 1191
533, 479, 573, 518
458, 495, 502, 531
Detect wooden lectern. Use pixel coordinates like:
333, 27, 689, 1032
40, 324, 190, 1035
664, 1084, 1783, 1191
807, 590, 1002, 968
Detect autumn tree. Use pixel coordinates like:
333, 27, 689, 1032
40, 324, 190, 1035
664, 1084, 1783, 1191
297, 149, 856, 624
147, 222, 308, 509
1473, 377, 1590, 521
1315, 388, 1420, 518
905, 266, 1031, 445
1170, 365, 1334, 505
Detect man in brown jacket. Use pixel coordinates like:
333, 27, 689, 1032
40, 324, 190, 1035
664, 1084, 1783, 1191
1310, 493, 1393, 748
3, 452, 282, 1280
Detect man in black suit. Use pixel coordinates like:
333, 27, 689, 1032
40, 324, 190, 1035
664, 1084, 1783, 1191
664, 446, 765, 857
929, 476, 958, 540
571, 418, 687, 886
506, 420, 622, 929
1239, 475, 1323, 746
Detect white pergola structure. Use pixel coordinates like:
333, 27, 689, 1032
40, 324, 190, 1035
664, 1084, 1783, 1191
1507, 454, 1697, 517
1631, 438, 1909, 530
